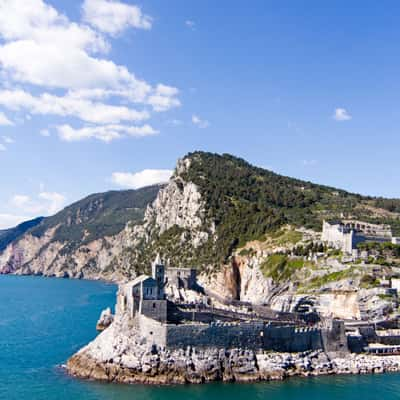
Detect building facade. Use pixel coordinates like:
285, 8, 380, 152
322, 220, 393, 254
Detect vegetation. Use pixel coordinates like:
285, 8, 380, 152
260, 254, 313, 282
0, 217, 43, 252
357, 241, 400, 257
177, 152, 400, 267
304, 268, 357, 290
269, 229, 303, 246
360, 274, 380, 289
3, 185, 161, 255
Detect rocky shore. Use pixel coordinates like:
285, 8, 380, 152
66, 317, 400, 385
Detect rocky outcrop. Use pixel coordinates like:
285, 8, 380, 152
96, 308, 114, 331
67, 314, 400, 384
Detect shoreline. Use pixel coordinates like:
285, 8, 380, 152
66, 348, 400, 385
65, 320, 400, 386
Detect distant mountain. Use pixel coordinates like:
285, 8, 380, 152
0, 217, 44, 252
29, 185, 162, 249
0, 185, 161, 280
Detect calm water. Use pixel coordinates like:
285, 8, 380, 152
1, 275, 400, 400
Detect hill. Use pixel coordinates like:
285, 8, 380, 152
140, 151, 400, 268
0, 217, 44, 252
1, 151, 399, 281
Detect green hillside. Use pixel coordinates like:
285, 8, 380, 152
169, 152, 400, 266
3, 185, 161, 252
0, 217, 44, 252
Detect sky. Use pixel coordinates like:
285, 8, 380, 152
1, 0, 400, 229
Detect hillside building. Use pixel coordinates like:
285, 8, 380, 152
114, 256, 347, 354
322, 220, 393, 254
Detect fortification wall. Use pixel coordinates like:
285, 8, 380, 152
165, 322, 324, 352
166, 321, 265, 349
137, 315, 167, 348
263, 326, 322, 352
321, 320, 348, 353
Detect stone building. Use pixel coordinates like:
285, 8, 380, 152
116, 256, 168, 322
115, 256, 347, 354
166, 267, 197, 290
322, 220, 393, 254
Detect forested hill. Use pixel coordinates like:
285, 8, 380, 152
2, 185, 162, 253
176, 152, 400, 264
30, 184, 162, 244
0, 217, 44, 252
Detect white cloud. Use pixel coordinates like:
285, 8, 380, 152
302, 159, 318, 166
147, 84, 181, 112
0, 89, 149, 124
82, 0, 152, 36
0, 0, 180, 141
111, 169, 173, 189
39, 129, 50, 137
0, 111, 13, 126
57, 123, 158, 142
333, 108, 352, 121
38, 191, 66, 215
192, 114, 209, 128
0, 213, 28, 229
11, 194, 30, 208
185, 20, 195, 30
166, 119, 183, 126
0, 0, 107, 51
10, 191, 66, 216
2, 135, 14, 143
0, 143, 6, 151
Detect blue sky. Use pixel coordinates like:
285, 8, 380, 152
1, 0, 400, 228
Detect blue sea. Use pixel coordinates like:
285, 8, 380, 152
1, 275, 400, 400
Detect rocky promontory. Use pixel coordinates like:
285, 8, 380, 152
67, 313, 400, 385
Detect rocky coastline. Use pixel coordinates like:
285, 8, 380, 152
67, 347, 400, 385
66, 316, 400, 385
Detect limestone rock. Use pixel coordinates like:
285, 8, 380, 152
96, 307, 114, 331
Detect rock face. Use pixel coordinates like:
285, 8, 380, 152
0, 227, 129, 281
96, 308, 114, 331
0, 158, 213, 281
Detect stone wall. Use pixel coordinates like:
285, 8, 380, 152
321, 320, 348, 353
141, 299, 168, 323
166, 321, 265, 350
165, 321, 325, 352
138, 315, 167, 348
322, 221, 355, 254
263, 326, 322, 352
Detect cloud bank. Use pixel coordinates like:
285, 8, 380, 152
111, 169, 173, 189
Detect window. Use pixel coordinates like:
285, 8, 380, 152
153, 302, 156, 308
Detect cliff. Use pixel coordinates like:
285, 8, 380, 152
0, 185, 161, 280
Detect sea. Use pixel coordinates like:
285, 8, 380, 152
0, 275, 399, 400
